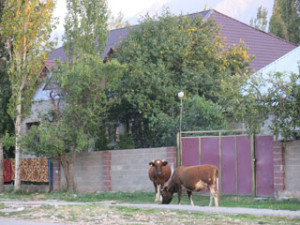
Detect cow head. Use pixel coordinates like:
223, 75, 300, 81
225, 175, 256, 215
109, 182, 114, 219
149, 159, 168, 176
161, 186, 173, 204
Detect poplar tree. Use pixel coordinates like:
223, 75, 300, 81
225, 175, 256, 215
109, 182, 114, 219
269, 0, 300, 44
0, 0, 14, 192
250, 6, 268, 31
0, 0, 56, 191
22, 0, 124, 192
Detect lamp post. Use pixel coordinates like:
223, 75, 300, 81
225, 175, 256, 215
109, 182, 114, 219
177, 91, 184, 166
178, 91, 184, 133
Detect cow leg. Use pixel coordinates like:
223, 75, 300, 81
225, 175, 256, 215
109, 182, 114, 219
209, 185, 219, 207
156, 184, 163, 202
187, 190, 194, 206
177, 185, 182, 205
159, 182, 165, 202
153, 183, 160, 202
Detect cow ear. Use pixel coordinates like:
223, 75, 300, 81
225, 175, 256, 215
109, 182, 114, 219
149, 162, 154, 167
162, 160, 168, 166
163, 186, 168, 192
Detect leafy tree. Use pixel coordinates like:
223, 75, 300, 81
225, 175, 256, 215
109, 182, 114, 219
246, 71, 300, 140
269, 0, 300, 44
22, 0, 125, 192
250, 6, 268, 31
0, 0, 14, 192
0, 71, 14, 192
114, 11, 252, 147
216, 73, 269, 136
148, 96, 227, 146
0, 0, 56, 191
108, 11, 130, 30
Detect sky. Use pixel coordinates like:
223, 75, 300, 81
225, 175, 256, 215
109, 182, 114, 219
51, 0, 274, 47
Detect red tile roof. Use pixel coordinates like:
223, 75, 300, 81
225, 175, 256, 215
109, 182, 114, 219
48, 10, 297, 72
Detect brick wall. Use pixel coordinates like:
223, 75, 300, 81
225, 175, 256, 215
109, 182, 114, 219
273, 140, 300, 199
273, 141, 285, 197
58, 147, 177, 193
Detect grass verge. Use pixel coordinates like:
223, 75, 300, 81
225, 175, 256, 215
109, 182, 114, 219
0, 191, 299, 211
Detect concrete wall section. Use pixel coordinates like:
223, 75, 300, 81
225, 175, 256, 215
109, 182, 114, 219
59, 147, 177, 193
284, 141, 300, 198
60, 152, 104, 193
110, 147, 176, 192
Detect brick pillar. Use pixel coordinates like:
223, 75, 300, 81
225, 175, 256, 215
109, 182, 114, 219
102, 151, 112, 191
51, 160, 60, 191
273, 141, 285, 196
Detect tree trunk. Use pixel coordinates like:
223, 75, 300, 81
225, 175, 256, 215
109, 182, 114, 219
14, 92, 22, 191
0, 139, 4, 192
60, 152, 77, 192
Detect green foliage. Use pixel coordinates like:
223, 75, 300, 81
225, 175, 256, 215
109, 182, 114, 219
108, 11, 130, 30
148, 96, 226, 146
2, 132, 15, 148
263, 72, 299, 140
243, 71, 300, 140
63, 0, 108, 60
269, 0, 300, 44
114, 10, 252, 147
217, 73, 269, 135
250, 6, 268, 31
0, 0, 56, 120
22, 57, 125, 158
116, 133, 135, 149
0, 0, 15, 158
0, 69, 14, 136
182, 96, 227, 131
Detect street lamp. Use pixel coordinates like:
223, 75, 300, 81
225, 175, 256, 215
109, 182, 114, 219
177, 91, 184, 166
178, 91, 184, 133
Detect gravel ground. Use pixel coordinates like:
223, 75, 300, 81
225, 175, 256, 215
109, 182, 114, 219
1, 200, 300, 218
0, 200, 299, 225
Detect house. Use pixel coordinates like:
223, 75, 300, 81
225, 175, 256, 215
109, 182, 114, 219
46, 9, 297, 72
22, 9, 297, 142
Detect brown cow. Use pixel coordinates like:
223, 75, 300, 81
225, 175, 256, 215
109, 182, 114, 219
148, 159, 171, 202
161, 164, 219, 207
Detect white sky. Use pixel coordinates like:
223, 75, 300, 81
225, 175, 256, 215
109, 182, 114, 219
51, 0, 274, 47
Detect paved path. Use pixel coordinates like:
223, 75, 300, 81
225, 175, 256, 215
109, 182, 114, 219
0, 218, 65, 225
118, 203, 300, 218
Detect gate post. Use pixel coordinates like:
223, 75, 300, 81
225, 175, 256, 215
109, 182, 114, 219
177, 132, 182, 167
251, 134, 257, 196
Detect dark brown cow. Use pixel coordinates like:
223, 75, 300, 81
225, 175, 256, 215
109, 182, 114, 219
161, 164, 219, 207
148, 159, 171, 202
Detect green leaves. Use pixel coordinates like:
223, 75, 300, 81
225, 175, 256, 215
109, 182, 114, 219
269, 0, 300, 44
114, 10, 252, 147
0, 0, 56, 121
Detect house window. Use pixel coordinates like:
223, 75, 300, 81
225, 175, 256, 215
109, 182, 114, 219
26, 122, 40, 131
26, 122, 40, 143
